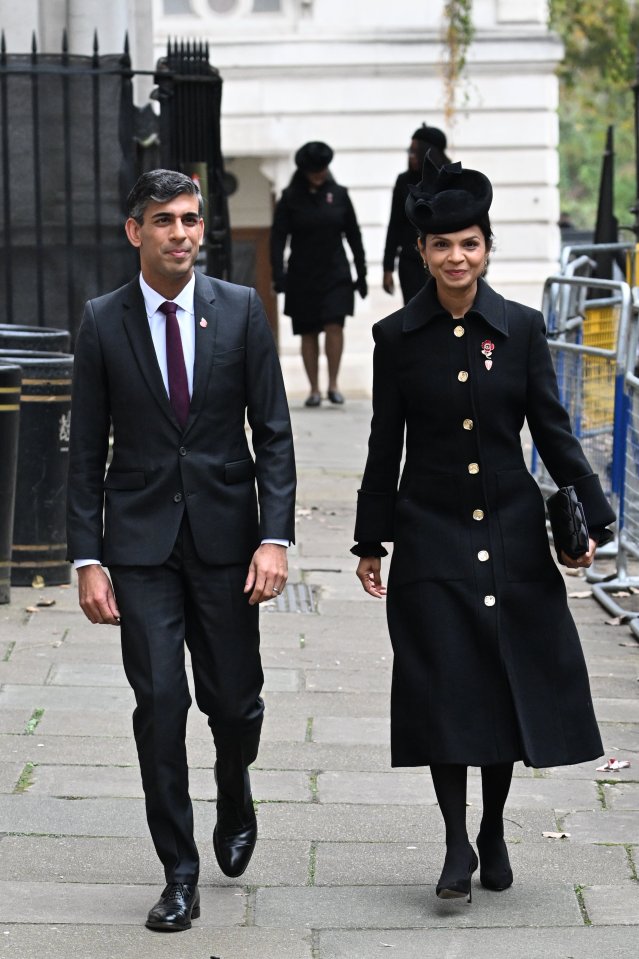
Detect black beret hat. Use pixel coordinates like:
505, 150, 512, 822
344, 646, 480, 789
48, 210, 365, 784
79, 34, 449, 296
405, 154, 493, 235
295, 141, 334, 172
412, 124, 447, 152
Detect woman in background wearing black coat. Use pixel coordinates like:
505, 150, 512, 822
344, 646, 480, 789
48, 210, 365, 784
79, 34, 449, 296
270, 141, 367, 407
382, 123, 450, 304
353, 157, 615, 904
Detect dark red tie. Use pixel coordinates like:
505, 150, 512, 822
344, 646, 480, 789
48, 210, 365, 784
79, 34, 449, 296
159, 301, 190, 429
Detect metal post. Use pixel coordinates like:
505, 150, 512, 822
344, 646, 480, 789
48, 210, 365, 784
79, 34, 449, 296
631, 40, 639, 241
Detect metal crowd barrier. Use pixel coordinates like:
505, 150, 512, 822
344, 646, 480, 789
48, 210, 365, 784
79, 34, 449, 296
533, 276, 633, 542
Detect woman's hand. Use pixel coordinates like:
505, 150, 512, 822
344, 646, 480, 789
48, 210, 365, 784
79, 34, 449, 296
356, 556, 387, 598
560, 537, 598, 569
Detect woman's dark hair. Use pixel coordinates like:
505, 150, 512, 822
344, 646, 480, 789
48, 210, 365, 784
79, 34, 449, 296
127, 169, 203, 224
417, 212, 494, 251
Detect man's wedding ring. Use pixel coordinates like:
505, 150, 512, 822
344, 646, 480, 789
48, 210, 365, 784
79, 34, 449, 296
272, 586, 280, 594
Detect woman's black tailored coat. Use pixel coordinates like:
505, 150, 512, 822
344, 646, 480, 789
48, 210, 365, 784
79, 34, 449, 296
270, 178, 366, 324
354, 278, 615, 769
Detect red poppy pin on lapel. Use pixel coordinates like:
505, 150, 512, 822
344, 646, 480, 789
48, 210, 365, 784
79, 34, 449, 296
481, 339, 494, 370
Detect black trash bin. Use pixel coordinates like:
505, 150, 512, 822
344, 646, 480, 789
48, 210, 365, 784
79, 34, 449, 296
0, 324, 70, 353
0, 364, 21, 603
0, 350, 73, 587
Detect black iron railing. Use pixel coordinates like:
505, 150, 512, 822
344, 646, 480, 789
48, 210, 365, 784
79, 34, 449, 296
0, 32, 231, 340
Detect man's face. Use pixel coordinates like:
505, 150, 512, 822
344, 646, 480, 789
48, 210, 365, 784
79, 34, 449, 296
125, 193, 204, 293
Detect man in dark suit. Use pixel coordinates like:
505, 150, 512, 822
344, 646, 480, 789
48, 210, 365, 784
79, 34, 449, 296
67, 169, 296, 932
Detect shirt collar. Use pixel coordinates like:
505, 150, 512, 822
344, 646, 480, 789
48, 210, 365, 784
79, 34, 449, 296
138, 272, 196, 319
402, 276, 509, 337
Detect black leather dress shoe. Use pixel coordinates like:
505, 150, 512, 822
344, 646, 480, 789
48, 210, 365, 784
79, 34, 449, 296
213, 814, 257, 878
145, 883, 200, 932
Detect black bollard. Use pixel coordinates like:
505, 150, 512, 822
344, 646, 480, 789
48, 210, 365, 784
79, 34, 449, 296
0, 350, 73, 587
0, 324, 70, 353
0, 365, 21, 603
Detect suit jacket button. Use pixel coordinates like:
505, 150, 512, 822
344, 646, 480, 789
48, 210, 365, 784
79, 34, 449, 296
484, 595, 496, 607
468, 462, 480, 475
174, 493, 183, 503
179, 446, 187, 456
454, 325, 465, 337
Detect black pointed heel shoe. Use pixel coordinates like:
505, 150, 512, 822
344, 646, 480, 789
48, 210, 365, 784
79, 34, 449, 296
436, 848, 479, 903
476, 832, 513, 891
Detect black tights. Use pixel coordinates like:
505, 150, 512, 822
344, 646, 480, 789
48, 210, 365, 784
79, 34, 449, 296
430, 762, 513, 877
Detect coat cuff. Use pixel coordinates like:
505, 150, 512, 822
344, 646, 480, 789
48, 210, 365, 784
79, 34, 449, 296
350, 542, 388, 558
571, 473, 616, 531
354, 490, 396, 543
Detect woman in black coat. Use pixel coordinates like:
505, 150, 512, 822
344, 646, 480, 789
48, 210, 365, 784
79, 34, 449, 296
353, 158, 615, 904
270, 141, 367, 407
382, 123, 450, 305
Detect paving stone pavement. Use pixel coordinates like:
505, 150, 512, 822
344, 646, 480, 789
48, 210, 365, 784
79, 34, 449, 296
0, 399, 638, 958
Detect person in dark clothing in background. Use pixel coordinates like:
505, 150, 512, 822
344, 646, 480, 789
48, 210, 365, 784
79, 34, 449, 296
270, 141, 367, 407
382, 124, 450, 304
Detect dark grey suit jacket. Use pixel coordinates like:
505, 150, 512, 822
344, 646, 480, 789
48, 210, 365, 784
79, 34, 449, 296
67, 272, 296, 567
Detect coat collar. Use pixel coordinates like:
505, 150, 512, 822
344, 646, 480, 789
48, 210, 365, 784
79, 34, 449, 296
402, 277, 509, 337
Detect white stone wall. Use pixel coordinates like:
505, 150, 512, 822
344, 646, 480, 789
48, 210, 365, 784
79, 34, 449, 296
152, 0, 562, 395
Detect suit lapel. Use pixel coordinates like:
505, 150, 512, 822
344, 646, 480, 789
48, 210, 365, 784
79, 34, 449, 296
188, 273, 219, 429
121, 278, 180, 429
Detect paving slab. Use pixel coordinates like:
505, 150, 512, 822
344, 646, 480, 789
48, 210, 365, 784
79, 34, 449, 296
35, 709, 135, 738
0, 735, 138, 767
0, 685, 134, 711
581, 883, 639, 925
313, 839, 631, 886
0, 710, 32, 735
26, 764, 311, 803
254, 742, 391, 772
601, 781, 639, 809
312, 717, 389, 745
48, 664, 128, 687
0, 763, 22, 793
0, 662, 52, 685
0, 926, 313, 959
264, 691, 391, 718
0, 835, 310, 886
0, 880, 245, 926
255, 882, 583, 928
258, 803, 557, 843
592, 698, 639, 723
318, 771, 436, 805
305, 669, 391, 694
562, 809, 639, 843
318, 926, 639, 959
468, 776, 601, 812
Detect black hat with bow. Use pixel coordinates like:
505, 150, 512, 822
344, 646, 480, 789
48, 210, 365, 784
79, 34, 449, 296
405, 154, 493, 235
295, 141, 334, 172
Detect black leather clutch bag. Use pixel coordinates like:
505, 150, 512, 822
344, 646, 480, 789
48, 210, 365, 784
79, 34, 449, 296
546, 486, 589, 561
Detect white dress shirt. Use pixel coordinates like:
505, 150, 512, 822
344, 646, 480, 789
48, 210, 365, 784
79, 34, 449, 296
74, 273, 287, 567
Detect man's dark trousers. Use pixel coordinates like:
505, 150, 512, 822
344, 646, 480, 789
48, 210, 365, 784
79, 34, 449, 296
110, 518, 263, 884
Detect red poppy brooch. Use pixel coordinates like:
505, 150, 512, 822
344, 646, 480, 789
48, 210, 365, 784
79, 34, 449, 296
481, 339, 494, 371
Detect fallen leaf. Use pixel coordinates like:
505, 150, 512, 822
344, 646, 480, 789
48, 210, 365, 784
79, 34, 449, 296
596, 758, 631, 771
36, 599, 56, 608
611, 591, 632, 598
568, 590, 592, 599
542, 831, 570, 839
24, 606, 40, 613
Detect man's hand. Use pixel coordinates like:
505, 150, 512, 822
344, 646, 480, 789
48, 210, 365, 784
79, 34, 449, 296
383, 271, 395, 295
77, 564, 121, 625
244, 543, 288, 605
356, 556, 387, 598
560, 537, 598, 570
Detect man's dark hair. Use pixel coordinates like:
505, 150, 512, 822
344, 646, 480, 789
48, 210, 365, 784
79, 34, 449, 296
126, 169, 203, 223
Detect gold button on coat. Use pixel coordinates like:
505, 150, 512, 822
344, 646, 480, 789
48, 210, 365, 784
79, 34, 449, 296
484, 595, 496, 606
478, 550, 490, 562
468, 462, 479, 474
458, 371, 469, 382
454, 325, 465, 337
473, 509, 485, 521
463, 419, 474, 431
